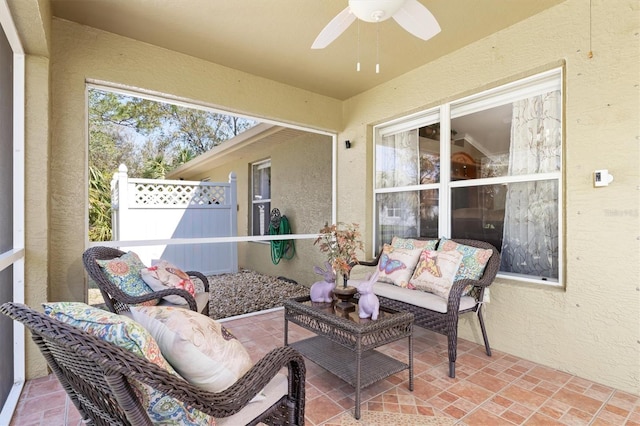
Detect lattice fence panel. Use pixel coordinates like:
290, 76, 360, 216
131, 183, 227, 206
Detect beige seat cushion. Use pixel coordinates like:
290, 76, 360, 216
216, 373, 288, 426
370, 281, 476, 314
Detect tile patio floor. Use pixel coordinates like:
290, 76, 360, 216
10, 309, 640, 425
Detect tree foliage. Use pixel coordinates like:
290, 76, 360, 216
88, 166, 112, 242
88, 88, 257, 240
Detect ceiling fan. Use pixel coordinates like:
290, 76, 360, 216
311, 0, 441, 49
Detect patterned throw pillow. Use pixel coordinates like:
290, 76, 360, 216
96, 252, 158, 306
131, 306, 253, 393
43, 302, 215, 426
438, 238, 494, 296
437, 238, 493, 281
377, 244, 423, 288
408, 250, 464, 299
140, 260, 196, 305
391, 236, 438, 251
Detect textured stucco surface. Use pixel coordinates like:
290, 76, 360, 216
339, 0, 640, 394
247, 131, 333, 285
23, 55, 50, 379
13, 0, 639, 392
6, 0, 50, 56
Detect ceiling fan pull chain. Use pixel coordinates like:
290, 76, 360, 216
376, 21, 380, 74
356, 20, 361, 72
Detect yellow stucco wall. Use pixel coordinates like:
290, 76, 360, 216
23, 55, 50, 379
340, 0, 640, 394
14, 0, 639, 393
238, 132, 333, 285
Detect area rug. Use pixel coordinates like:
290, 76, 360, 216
338, 411, 455, 425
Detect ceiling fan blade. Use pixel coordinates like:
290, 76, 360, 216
311, 6, 356, 49
392, 0, 441, 41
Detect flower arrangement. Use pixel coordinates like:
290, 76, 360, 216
314, 222, 364, 285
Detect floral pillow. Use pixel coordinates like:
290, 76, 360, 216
438, 238, 494, 296
96, 252, 158, 306
408, 250, 464, 299
140, 260, 196, 305
437, 238, 493, 281
131, 306, 253, 393
391, 236, 438, 251
377, 244, 423, 288
43, 302, 215, 425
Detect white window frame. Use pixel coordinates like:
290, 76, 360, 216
250, 159, 272, 237
0, 2, 26, 423
373, 68, 563, 287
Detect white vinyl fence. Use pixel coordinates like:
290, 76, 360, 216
111, 165, 238, 275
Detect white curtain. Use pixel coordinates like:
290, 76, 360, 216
377, 130, 419, 188
500, 91, 561, 278
376, 130, 420, 239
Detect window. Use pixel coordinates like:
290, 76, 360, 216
374, 69, 562, 285
251, 160, 271, 236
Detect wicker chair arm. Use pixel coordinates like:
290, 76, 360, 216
191, 345, 306, 418
445, 240, 500, 313
185, 270, 210, 292
350, 258, 378, 268
347, 252, 382, 283
129, 288, 199, 312
93, 287, 198, 312
446, 280, 471, 313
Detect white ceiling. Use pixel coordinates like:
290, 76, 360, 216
50, 0, 565, 100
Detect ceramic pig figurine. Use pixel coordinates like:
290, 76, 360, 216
310, 261, 336, 303
357, 270, 380, 320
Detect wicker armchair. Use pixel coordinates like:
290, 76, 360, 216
1, 302, 306, 426
351, 238, 500, 378
83, 246, 210, 316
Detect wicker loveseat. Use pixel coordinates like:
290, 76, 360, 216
1, 302, 306, 425
349, 238, 500, 378
83, 246, 211, 316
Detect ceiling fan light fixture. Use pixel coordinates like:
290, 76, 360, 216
311, 0, 440, 50
348, 0, 405, 23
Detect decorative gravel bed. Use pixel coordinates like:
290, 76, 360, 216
206, 269, 310, 320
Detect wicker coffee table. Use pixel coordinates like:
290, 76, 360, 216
284, 295, 414, 419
